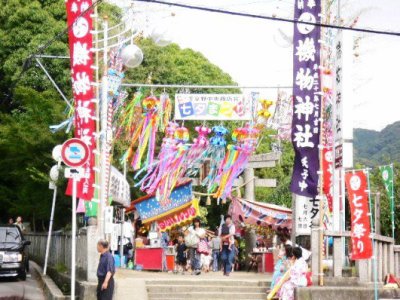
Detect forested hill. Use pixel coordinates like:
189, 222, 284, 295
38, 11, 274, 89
354, 121, 400, 166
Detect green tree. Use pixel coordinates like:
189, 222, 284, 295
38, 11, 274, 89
0, 1, 240, 230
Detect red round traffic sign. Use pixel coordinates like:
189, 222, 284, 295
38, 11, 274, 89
61, 138, 90, 167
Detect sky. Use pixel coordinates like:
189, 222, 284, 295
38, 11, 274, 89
111, 0, 400, 131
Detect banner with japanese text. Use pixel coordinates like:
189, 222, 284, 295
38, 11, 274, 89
65, 0, 96, 200
174, 94, 252, 121
345, 171, 373, 260
290, 0, 322, 197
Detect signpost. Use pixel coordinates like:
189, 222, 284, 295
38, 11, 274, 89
61, 138, 89, 300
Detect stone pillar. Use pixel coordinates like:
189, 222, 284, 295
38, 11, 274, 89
333, 237, 343, 277
383, 243, 388, 278
358, 260, 369, 282
86, 225, 100, 282
244, 168, 255, 202
311, 218, 320, 283
389, 244, 394, 274
378, 241, 383, 282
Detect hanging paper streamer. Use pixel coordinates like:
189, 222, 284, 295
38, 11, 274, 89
184, 125, 212, 177
125, 96, 160, 170
201, 125, 229, 192
214, 124, 259, 200
158, 93, 172, 132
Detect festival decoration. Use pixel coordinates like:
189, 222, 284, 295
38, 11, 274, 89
121, 44, 143, 68
65, 0, 96, 200
290, 0, 322, 198
184, 125, 212, 177
126, 96, 160, 170
201, 125, 229, 192
345, 170, 373, 260
213, 124, 259, 200
255, 99, 273, 130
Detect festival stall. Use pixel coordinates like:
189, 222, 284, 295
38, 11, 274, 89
126, 181, 200, 270
230, 197, 292, 273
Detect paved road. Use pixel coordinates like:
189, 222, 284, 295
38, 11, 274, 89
0, 263, 45, 300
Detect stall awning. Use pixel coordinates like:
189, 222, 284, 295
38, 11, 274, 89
230, 197, 292, 229
126, 180, 195, 225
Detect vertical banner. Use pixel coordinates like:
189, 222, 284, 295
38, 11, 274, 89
322, 147, 333, 212
290, 0, 322, 197
345, 171, 373, 260
65, 1, 96, 200
379, 164, 395, 238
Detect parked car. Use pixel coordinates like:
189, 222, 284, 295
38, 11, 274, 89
0, 225, 30, 280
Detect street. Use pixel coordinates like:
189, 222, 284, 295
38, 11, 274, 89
0, 263, 45, 300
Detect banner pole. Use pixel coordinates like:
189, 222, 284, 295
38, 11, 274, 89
366, 169, 378, 300
391, 163, 395, 239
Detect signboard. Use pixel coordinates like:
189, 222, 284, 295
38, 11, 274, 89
134, 181, 193, 223
230, 197, 292, 229
345, 171, 372, 260
156, 199, 200, 232
61, 138, 90, 167
295, 195, 319, 235
174, 94, 252, 121
109, 166, 130, 207
104, 206, 114, 234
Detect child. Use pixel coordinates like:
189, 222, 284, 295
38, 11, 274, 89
175, 234, 187, 274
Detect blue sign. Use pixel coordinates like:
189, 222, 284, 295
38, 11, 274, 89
134, 181, 193, 222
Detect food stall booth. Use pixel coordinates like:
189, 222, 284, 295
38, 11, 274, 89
230, 197, 292, 273
126, 180, 200, 271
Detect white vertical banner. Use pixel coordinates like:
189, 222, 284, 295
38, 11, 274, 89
104, 206, 114, 234
295, 195, 320, 235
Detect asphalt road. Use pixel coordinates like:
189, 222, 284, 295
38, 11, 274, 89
0, 263, 45, 300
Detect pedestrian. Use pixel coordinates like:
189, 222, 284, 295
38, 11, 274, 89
175, 234, 187, 274
187, 218, 205, 275
14, 216, 25, 232
278, 247, 308, 300
220, 215, 235, 276
97, 239, 115, 300
209, 229, 221, 272
8, 217, 14, 225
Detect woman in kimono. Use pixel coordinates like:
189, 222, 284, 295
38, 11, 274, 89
269, 244, 293, 292
278, 247, 308, 300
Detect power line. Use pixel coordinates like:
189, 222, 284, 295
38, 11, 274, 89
134, 0, 400, 37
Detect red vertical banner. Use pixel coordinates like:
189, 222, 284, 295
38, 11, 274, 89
345, 171, 373, 260
65, 1, 96, 200
322, 147, 333, 212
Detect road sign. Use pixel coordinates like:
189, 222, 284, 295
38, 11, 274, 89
61, 138, 89, 167
64, 168, 86, 179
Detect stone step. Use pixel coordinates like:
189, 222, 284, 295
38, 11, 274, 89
148, 292, 266, 300
145, 279, 270, 287
147, 284, 267, 293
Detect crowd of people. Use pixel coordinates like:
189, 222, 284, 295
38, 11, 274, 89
173, 215, 238, 276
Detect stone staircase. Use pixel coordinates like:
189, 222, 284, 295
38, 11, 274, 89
146, 278, 270, 300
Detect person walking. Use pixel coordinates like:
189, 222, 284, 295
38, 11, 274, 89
187, 218, 205, 275
97, 239, 115, 300
220, 215, 235, 276
210, 229, 221, 272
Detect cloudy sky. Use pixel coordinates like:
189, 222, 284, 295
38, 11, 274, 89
114, 0, 400, 131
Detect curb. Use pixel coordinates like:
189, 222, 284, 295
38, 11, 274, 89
30, 261, 66, 300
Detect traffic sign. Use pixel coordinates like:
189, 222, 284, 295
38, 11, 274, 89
64, 168, 86, 179
61, 138, 90, 167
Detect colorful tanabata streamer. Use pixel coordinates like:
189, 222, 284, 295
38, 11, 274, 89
213, 124, 259, 200
201, 125, 229, 192
184, 125, 212, 177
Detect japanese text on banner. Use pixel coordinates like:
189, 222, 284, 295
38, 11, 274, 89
65, 0, 96, 200
290, 0, 322, 198
345, 171, 373, 260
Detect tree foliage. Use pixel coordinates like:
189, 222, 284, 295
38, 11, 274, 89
0, 1, 241, 230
